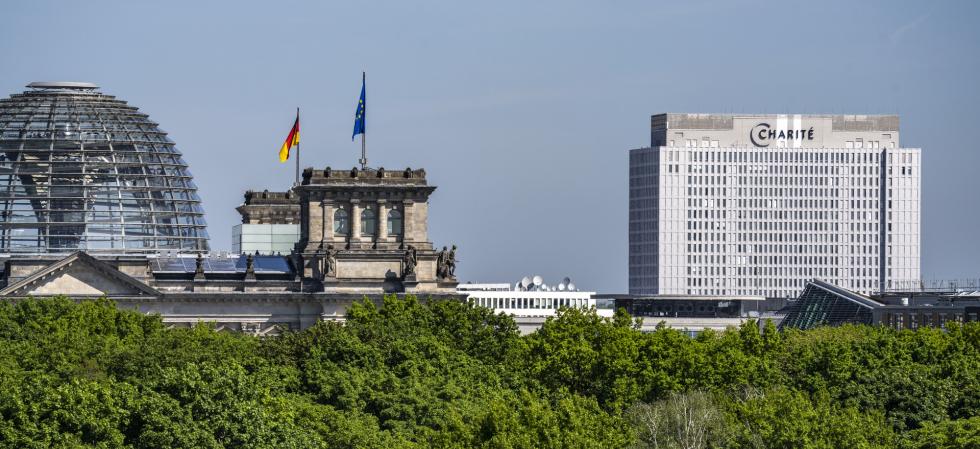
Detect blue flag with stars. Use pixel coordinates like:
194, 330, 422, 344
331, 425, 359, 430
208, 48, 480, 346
352, 74, 365, 140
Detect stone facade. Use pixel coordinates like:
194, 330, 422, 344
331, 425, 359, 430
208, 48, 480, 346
236, 190, 301, 224
0, 166, 461, 335
295, 167, 457, 295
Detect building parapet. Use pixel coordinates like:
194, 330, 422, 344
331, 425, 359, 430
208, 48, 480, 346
302, 167, 428, 186
237, 190, 301, 225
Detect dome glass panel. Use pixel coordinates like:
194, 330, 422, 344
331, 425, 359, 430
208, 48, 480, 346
0, 82, 209, 254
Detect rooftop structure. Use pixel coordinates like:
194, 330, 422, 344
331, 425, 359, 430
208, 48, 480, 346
458, 277, 609, 334
649, 113, 901, 149
598, 292, 768, 335
236, 190, 300, 225
233, 190, 301, 255
781, 279, 980, 330
0, 82, 209, 254
294, 166, 456, 294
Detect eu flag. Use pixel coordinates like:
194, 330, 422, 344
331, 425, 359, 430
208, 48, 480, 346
352, 73, 365, 140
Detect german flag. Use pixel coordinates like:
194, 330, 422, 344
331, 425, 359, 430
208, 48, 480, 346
278, 114, 299, 162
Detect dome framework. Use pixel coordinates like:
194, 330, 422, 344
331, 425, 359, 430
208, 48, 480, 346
0, 82, 209, 254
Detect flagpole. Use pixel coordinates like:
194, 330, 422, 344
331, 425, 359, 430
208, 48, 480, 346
295, 107, 300, 185
361, 129, 366, 170
359, 72, 367, 170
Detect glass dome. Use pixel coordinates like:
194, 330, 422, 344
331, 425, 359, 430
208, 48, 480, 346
0, 82, 209, 254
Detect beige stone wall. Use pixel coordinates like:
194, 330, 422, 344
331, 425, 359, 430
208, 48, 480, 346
307, 200, 323, 245
9, 262, 50, 278
415, 259, 436, 282
406, 201, 428, 244
337, 260, 401, 279
116, 261, 150, 279
30, 265, 135, 296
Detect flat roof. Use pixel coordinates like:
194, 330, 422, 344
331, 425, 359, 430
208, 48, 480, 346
596, 294, 765, 301
27, 81, 99, 90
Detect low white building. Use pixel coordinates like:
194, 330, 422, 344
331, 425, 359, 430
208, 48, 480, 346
458, 277, 613, 334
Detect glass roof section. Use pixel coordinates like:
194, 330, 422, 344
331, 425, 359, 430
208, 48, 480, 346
780, 281, 876, 330
0, 82, 209, 254
150, 255, 291, 273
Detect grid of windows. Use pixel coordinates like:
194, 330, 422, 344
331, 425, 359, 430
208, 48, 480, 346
0, 83, 209, 254
629, 145, 920, 298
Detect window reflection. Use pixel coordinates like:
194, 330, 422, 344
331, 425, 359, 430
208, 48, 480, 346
361, 208, 376, 236
387, 209, 402, 236
333, 209, 349, 234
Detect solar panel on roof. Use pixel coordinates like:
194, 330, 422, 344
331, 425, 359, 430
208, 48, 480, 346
149, 256, 292, 273
151, 258, 191, 272
253, 256, 291, 272
232, 256, 289, 272
205, 259, 237, 272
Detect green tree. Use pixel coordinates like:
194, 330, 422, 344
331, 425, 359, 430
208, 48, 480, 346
628, 390, 730, 449
725, 387, 896, 449
1, 295, 978, 447
902, 416, 980, 449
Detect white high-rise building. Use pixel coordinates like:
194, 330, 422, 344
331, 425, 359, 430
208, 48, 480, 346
629, 113, 920, 298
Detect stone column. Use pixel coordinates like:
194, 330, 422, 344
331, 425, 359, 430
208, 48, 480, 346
413, 201, 429, 245
402, 199, 414, 246
350, 200, 361, 246
376, 199, 388, 246
302, 199, 321, 252
321, 199, 333, 246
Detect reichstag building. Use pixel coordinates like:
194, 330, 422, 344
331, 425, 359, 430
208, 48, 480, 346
0, 82, 459, 334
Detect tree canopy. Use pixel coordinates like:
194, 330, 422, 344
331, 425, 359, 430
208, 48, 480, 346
0, 296, 977, 448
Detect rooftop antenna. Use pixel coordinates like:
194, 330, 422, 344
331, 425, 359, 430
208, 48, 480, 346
558, 276, 570, 291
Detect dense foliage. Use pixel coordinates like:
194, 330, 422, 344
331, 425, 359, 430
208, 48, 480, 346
0, 296, 977, 448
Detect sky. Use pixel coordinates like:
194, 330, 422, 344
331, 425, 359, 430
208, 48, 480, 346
1, 0, 978, 292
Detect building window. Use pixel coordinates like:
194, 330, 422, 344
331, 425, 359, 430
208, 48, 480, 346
388, 209, 403, 236
334, 209, 349, 234
361, 208, 376, 236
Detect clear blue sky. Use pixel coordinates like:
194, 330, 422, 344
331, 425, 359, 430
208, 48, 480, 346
2, 0, 978, 292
